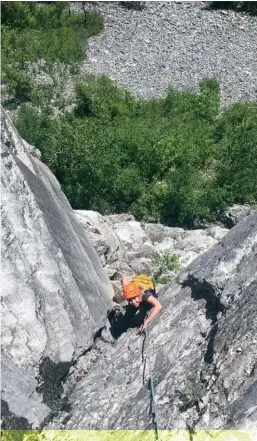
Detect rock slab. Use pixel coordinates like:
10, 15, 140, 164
1, 109, 114, 429
45, 212, 257, 430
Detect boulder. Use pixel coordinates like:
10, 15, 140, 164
144, 223, 185, 244
107, 213, 136, 223
1, 109, 114, 429
74, 210, 134, 300
111, 220, 152, 250
78, 214, 230, 288
74, 210, 127, 266
22, 137, 42, 160
129, 257, 152, 274
75, 213, 230, 289
219, 204, 255, 229
206, 225, 229, 241
143, 223, 228, 268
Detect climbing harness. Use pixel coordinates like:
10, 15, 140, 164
142, 321, 160, 440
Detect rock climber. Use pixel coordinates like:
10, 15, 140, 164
108, 274, 162, 339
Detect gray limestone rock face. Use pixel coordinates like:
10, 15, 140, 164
44, 212, 257, 430
75, 210, 230, 300
129, 257, 152, 275
107, 213, 136, 223
21, 137, 42, 160
219, 204, 256, 229
74, 210, 134, 299
1, 109, 114, 429
111, 220, 153, 250
108, 217, 229, 269
154, 228, 219, 267
74, 210, 127, 266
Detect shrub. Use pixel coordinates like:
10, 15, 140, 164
150, 251, 181, 284
213, 102, 257, 205
3, 67, 41, 105
74, 75, 135, 119
16, 76, 257, 227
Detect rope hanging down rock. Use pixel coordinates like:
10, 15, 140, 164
142, 322, 160, 440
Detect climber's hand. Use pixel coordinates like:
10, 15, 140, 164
139, 322, 147, 333
107, 304, 122, 318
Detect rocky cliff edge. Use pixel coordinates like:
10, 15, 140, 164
1, 109, 114, 429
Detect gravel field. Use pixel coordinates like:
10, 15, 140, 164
71, 1, 257, 107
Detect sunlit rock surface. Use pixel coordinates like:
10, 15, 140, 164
1, 109, 114, 429
45, 212, 257, 430
75, 211, 229, 288
2, 108, 256, 431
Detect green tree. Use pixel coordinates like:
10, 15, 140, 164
16, 77, 257, 227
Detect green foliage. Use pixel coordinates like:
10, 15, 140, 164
162, 79, 220, 123
16, 75, 257, 227
213, 102, 257, 205
1, 2, 38, 28
3, 65, 41, 105
131, 183, 166, 223
150, 251, 181, 284
1, 2, 103, 103
74, 75, 136, 119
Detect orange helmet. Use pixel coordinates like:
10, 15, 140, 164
123, 282, 140, 299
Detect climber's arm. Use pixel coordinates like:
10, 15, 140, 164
140, 296, 162, 331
